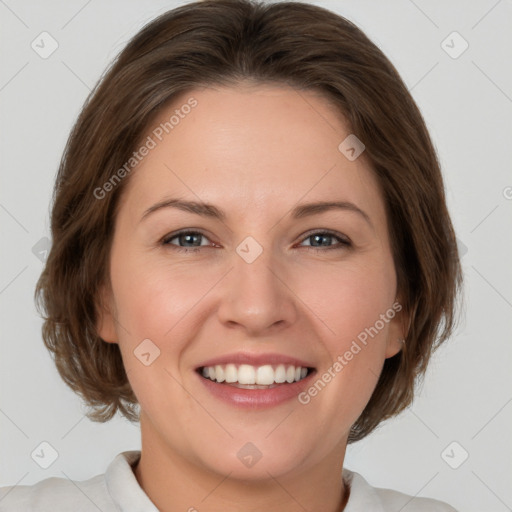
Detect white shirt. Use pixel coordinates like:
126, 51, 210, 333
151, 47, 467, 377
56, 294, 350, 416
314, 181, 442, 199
0, 450, 458, 511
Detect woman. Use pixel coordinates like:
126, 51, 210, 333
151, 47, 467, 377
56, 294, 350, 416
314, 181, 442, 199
0, 0, 462, 510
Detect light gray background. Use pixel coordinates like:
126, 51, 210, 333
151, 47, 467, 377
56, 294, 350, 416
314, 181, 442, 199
1, 1, 511, 511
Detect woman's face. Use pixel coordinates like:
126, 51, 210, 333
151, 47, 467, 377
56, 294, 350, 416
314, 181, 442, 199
98, 83, 404, 479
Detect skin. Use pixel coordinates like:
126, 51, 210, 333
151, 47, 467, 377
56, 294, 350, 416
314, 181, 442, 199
97, 83, 405, 512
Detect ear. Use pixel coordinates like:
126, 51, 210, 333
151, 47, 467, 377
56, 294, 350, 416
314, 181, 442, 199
95, 283, 118, 344
384, 300, 408, 359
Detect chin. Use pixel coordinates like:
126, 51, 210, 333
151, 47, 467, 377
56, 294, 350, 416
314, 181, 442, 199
194, 440, 311, 482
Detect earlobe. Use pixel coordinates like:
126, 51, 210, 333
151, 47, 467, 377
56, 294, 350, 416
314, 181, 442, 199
385, 335, 404, 358
384, 303, 408, 359
95, 285, 118, 344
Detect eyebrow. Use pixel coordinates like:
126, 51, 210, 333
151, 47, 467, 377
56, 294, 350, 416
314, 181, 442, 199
140, 197, 372, 227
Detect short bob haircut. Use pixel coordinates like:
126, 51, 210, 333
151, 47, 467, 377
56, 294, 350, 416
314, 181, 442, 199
35, 0, 463, 442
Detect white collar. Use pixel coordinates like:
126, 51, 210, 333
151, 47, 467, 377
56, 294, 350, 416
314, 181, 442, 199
105, 450, 387, 511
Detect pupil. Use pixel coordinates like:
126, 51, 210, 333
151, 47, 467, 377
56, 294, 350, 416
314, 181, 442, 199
182, 234, 199, 246
313, 234, 330, 246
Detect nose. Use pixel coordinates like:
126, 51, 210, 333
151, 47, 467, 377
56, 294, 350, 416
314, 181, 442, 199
216, 245, 298, 336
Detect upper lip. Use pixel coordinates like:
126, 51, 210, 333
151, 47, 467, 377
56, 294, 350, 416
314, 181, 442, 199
196, 352, 316, 370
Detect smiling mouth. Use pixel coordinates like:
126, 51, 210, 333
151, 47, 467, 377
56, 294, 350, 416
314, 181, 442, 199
196, 363, 316, 389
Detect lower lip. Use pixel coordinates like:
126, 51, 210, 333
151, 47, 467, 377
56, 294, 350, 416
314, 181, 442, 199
196, 370, 316, 409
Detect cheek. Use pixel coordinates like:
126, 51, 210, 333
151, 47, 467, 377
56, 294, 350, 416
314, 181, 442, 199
110, 249, 212, 340
296, 256, 396, 342
295, 258, 395, 404
109, 253, 204, 413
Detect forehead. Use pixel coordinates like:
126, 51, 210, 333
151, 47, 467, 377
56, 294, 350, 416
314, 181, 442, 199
117, 84, 386, 226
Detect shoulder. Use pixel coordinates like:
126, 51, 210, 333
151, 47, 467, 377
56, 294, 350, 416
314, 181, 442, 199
343, 468, 459, 512
0, 451, 146, 512
374, 487, 459, 512
0, 473, 109, 512
0, 450, 152, 512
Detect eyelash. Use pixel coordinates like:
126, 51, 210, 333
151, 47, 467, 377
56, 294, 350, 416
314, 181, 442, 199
161, 229, 351, 253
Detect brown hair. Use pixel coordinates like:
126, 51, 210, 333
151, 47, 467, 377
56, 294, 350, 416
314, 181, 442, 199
35, 0, 462, 442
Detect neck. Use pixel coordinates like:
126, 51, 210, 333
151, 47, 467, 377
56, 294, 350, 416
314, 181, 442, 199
132, 416, 349, 512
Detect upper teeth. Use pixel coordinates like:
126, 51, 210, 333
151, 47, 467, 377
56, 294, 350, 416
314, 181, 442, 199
201, 364, 309, 385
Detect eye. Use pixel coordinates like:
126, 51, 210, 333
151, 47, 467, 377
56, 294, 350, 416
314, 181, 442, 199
161, 229, 351, 254
161, 230, 213, 253
298, 230, 351, 251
